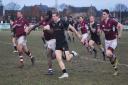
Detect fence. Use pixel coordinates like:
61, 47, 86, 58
0, 23, 10, 30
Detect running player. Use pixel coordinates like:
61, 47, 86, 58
49, 12, 81, 79
88, 16, 105, 60
12, 11, 35, 68
79, 16, 89, 51
100, 9, 123, 75
28, 13, 56, 75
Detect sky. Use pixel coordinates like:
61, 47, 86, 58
2, 0, 127, 10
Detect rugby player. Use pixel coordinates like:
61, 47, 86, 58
88, 16, 105, 60
100, 9, 123, 75
50, 12, 81, 79
12, 11, 35, 68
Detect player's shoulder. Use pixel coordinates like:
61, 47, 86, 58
59, 19, 66, 23
109, 18, 117, 22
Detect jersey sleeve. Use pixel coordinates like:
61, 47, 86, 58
24, 19, 29, 26
112, 19, 118, 27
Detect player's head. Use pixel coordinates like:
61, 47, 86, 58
102, 9, 110, 20
89, 16, 95, 22
52, 12, 60, 22
44, 10, 52, 22
40, 15, 44, 21
16, 11, 23, 18
79, 16, 84, 22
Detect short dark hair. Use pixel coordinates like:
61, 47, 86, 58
17, 10, 23, 14
102, 9, 110, 14
52, 11, 59, 16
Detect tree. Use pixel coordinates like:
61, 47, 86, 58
114, 4, 128, 23
115, 3, 128, 12
5, 2, 20, 10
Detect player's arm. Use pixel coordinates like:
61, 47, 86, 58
68, 24, 82, 39
26, 22, 42, 35
43, 24, 50, 30
117, 22, 124, 39
24, 19, 31, 34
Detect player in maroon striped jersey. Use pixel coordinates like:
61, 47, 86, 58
79, 16, 89, 52
12, 11, 35, 68
28, 12, 56, 75
100, 9, 123, 75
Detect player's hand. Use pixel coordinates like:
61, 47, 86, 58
80, 39, 84, 44
43, 25, 50, 30
118, 34, 121, 39
10, 20, 14, 25
25, 27, 30, 35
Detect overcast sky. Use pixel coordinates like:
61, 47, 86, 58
2, 0, 127, 10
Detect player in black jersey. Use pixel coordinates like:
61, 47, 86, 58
88, 16, 105, 60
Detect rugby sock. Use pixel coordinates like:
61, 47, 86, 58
42, 37, 46, 44
25, 51, 33, 58
71, 52, 75, 57
113, 64, 118, 71
19, 52, 24, 63
14, 46, 17, 51
109, 54, 116, 65
19, 56, 24, 64
92, 48, 97, 53
68, 36, 71, 42
99, 45, 104, 52
62, 69, 67, 73
73, 37, 75, 42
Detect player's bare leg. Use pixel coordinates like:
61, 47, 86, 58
98, 44, 106, 60
17, 44, 24, 68
88, 40, 97, 57
12, 37, 18, 53
55, 50, 69, 78
23, 45, 35, 66
46, 49, 54, 75
106, 48, 118, 75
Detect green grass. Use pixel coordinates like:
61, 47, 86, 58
0, 31, 128, 85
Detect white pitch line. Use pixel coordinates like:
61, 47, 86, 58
0, 40, 128, 68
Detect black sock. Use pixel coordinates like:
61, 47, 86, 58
14, 46, 17, 51
42, 37, 46, 44
25, 51, 31, 57
93, 48, 97, 53
71, 52, 75, 57
110, 56, 116, 65
102, 51, 105, 57
62, 69, 67, 73
73, 37, 75, 42
19, 52, 22, 56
